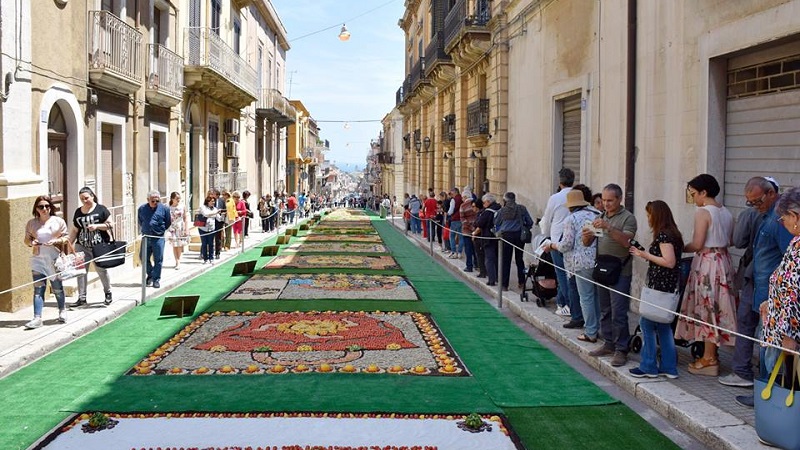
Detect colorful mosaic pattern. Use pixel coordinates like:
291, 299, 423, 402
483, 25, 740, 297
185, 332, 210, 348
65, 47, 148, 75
282, 242, 388, 253
223, 274, 419, 301
224, 278, 288, 300
300, 234, 383, 243
264, 254, 400, 271
308, 227, 378, 235
129, 311, 465, 376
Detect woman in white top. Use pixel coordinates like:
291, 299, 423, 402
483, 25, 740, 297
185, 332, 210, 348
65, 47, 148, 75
675, 174, 736, 376
198, 194, 221, 264
167, 192, 190, 270
23, 196, 69, 328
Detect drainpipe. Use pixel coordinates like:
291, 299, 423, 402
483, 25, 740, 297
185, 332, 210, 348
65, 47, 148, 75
624, 0, 637, 212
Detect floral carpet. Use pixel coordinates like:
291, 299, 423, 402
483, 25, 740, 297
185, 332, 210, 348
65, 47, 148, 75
223, 274, 419, 301
282, 242, 389, 253
129, 311, 465, 376
299, 234, 384, 243
264, 254, 401, 271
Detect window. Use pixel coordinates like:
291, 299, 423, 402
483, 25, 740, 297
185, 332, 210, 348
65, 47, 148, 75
153, 6, 163, 44
211, 0, 222, 35
233, 19, 241, 55
727, 55, 800, 99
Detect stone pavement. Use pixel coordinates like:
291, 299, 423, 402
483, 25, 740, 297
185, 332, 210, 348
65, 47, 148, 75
0, 219, 296, 379
387, 215, 769, 450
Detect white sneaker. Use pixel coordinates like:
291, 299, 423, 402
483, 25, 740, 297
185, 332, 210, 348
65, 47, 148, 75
718, 373, 754, 387
555, 305, 571, 316
24, 317, 43, 329
58, 310, 67, 324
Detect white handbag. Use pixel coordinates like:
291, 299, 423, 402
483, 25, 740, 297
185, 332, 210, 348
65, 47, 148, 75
639, 286, 680, 324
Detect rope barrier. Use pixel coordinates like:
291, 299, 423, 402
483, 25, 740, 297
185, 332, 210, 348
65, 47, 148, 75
400, 210, 799, 356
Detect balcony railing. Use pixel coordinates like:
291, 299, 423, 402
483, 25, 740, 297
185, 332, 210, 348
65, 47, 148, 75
396, 85, 405, 106
424, 32, 451, 75
467, 99, 490, 137
444, 0, 492, 50
107, 204, 136, 255
441, 113, 456, 142
184, 27, 257, 98
256, 89, 296, 127
88, 11, 144, 94
146, 44, 184, 106
209, 171, 248, 191
409, 58, 428, 92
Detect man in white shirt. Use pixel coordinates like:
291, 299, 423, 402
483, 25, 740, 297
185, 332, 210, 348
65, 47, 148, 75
540, 168, 575, 316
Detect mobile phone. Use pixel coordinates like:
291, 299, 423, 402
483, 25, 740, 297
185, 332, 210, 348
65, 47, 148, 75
629, 239, 645, 251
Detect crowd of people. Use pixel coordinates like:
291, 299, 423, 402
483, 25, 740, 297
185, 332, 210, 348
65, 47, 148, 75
397, 168, 800, 406
21, 187, 331, 329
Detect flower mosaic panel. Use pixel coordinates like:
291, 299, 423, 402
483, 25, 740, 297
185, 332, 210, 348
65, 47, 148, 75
264, 254, 400, 271
279, 274, 418, 300
282, 242, 389, 253
129, 311, 466, 376
40, 412, 521, 450
308, 227, 378, 235
300, 234, 383, 243
224, 278, 289, 300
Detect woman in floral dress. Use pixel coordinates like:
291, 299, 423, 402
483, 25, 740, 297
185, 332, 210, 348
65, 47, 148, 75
167, 192, 189, 269
761, 186, 800, 372
675, 174, 737, 376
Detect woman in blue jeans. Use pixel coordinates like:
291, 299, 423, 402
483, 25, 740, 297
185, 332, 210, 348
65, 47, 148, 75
198, 195, 222, 264
628, 200, 684, 378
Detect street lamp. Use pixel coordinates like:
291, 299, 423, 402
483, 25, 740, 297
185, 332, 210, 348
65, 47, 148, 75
414, 137, 422, 153
338, 24, 351, 41
423, 136, 431, 150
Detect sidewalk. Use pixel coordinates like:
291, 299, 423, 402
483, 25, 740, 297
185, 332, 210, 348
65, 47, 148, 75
0, 220, 297, 379
387, 215, 767, 450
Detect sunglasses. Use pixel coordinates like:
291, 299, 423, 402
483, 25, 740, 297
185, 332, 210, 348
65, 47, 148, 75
37, 204, 51, 210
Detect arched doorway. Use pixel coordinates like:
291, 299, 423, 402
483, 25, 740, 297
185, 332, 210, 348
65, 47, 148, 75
47, 104, 69, 219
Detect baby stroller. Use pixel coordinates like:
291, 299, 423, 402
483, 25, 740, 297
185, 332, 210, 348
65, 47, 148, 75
520, 235, 558, 306
629, 256, 704, 359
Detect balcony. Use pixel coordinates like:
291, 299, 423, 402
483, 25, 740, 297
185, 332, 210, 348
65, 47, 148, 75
424, 32, 455, 87
444, 0, 492, 67
467, 99, 489, 142
209, 171, 248, 191
396, 85, 405, 107
377, 153, 395, 165
88, 11, 144, 95
146, 44, 184, 108
441, 113, 456, 145
184, 27, 257, 109
256, 89, 296, 127
409, 58, 428, 92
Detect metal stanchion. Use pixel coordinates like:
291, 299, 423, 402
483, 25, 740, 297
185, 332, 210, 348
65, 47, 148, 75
428, 219, 434, 255
140, 236, 148, 305
496, 234, 504, 308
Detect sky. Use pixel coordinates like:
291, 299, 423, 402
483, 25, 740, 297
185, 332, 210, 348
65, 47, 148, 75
271, 0, 406, 172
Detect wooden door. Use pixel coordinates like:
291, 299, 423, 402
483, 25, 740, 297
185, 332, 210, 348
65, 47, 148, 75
47, 135, 67, 219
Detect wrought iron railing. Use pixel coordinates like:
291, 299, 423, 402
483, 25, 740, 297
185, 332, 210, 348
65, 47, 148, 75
257, 88, 296, 118
441, 113, 456, 142
396, 86, 405, 106
184, 27, 257, 97
147, 44, 184, 99
107, 204, 137, 253
209, 171, 248, 191
424, 32, 451, 74
444, 0, 491, 49
467, 99, 489, 136
409, 58, 427, 91
88, 11, 144, 83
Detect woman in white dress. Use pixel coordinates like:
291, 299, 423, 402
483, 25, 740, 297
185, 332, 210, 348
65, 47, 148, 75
23, 195, 69, 328
167, 192, 190, 269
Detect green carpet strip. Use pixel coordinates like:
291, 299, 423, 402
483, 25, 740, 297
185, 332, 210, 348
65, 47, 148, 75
0, 213, 678, 450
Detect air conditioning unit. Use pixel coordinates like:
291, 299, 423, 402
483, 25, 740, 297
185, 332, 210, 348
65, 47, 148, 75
224, 118, 240, 136
225, 141, 240, 159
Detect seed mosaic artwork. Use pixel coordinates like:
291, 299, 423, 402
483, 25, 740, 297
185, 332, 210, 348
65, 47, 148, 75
129, 311, 466, 376
38, 412, 522, 450
299, 234, 384, 243
264, 254, 401, 271
224, 278, 289, 300
279, 274, 418, 300
281, 242, 389, 253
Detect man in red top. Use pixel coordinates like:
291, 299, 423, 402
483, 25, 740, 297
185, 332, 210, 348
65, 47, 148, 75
286, 193, 298, 223
423, 191, 439, 243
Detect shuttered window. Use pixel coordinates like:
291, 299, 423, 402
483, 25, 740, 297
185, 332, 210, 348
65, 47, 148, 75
209, 121, 219, 173
100, 127, 114, 207
561, 94, 582, 183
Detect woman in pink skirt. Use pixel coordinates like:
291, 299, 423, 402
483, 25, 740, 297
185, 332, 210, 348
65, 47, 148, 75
675, 174, 737, 376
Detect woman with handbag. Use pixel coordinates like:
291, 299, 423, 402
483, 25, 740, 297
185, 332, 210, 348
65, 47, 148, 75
233, 191, 247, 247
167, 192, 189, 270
68, 187, 114, 307
674, 174, 736, 376
198, 194, 221, 264
628, 200, 684, 379
23, 196, 69, 328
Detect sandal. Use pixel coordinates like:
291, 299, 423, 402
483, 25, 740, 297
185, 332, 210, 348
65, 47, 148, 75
687, 357, 719, 376
577, 334, 597, 343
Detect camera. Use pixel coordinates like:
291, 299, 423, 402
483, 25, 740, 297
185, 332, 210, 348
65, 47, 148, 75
629, 239, 645, 251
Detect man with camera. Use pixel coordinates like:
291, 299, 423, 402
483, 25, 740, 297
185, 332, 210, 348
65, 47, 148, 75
582, 183, 638, 367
